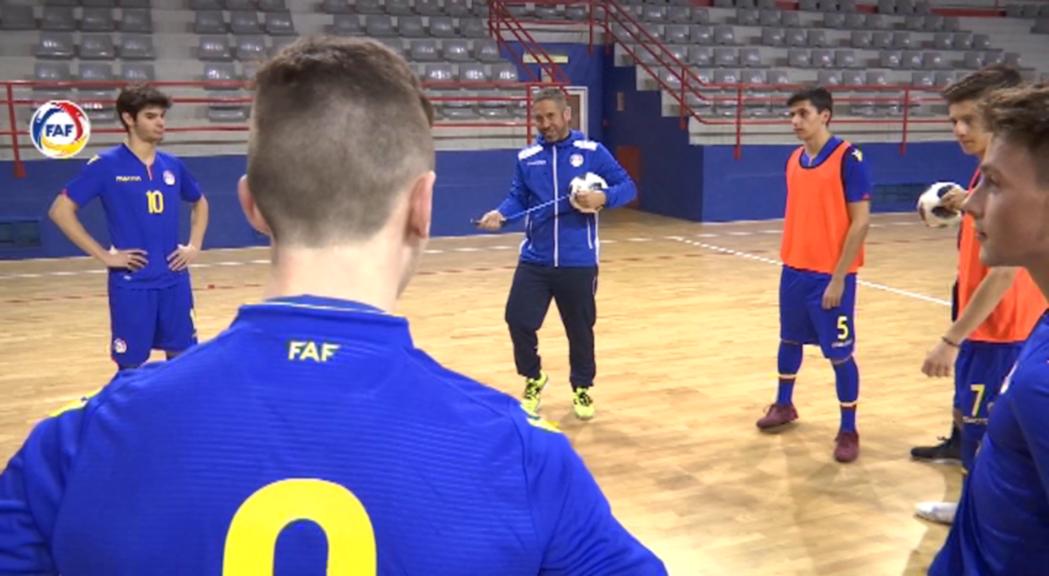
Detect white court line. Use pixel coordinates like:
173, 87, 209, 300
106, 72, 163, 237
679, 238, 950, 307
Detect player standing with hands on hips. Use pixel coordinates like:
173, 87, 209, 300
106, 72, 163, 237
477, 87, 637, 420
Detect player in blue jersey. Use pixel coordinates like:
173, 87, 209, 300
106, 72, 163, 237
476, 88, 637, 420
930, 85, 1049, 575
48, 84, 209, 370
0, 37, 666, 575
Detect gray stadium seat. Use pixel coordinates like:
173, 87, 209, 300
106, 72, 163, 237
799, 0, 818, 11
377, 37, 402, 55
41, 7, 76, 31
458, 62, 488, 81
269, 35, 295, 56
1, 4, 35, 29
667, 44, 688, 62
879, 50, 901, 68
943, 17, 960, 31
739, 47, 761, 67
714, 25, 736, 45
691, 7, 711, 23
198, 35, 233, 61
823, 13, 846, 28
190, 0, 223, 8
714, 47, 738, 67
878, 0, 894, 13
689, 46, 713, 66
331, 14, 362, 34
82, 8, 115, 31
781, 11, 801, 26
759, 10, 780, 26
322, 0, 351, 13
963, 51, 985, 69
892, 32, 912, 49
410, 39, 439, 60
416, 0, 442, 15
1005, 52, 1021, 66
208, 108, 248, 122
897, 0, 915, 14
397, 15, 426, 37
835, 49, 857, 68
440, 38, 469, 60
386, 0, 414, 15
922, 51, 945, 69
691, 24, 713, 44
911, 70, 934, 87
258, 0, 288, 12
226, 0, 256, 10
34, 61, 72, 83
475, 39, 501, 61
914, 0, 930, 13
119, 34, 154, 59
445, 0, 470, 17
840, 0, 857, 11
786, 29, 807, 47
817, 70, 842, 86
807, 30, 828, 47
953, 31, 973, 49
565, 3, 587, 20
763, 27, 785, 46
235, 35, 267, 61
203, 62, 238, 88
932, 33, 952, 50
83, 0, 117, 6
534, 3, 561, 18
735, 8, 759, 25
900, 49, 923, 68
354, 0, 384, 13
788, 49, 811, 67
492, 63, 518, 82
667, 6, 691, 23
461, 18, 486, 37
643, 5, 667, 22
851, 31, 872, 48
984, 50, 1005, 65
842, 69, 864, 88
121, 62, 154, 81
365, 14, 395, 36
35, 33, 76, 59
665, 24, 690, 44
120, 9, 152, 32
1041, 4, 1049, 16
872, 31, 892, 49
904, 15, 923, 30
429, 16, 456, 37
230, 11, 261, 34
924, 14, 944, 31
713, 0, 733, 6
972, 34, 991, 50
811, 49, 834, 68
844, 13, 866, 28
264, 12, 296, 35
195, 11, 227, 34
866, 14, 887, 28
934, 71, 955, 86
80, 34, 116, 60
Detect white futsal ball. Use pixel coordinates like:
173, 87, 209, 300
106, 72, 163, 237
917, 181, 964, 228
569, 172, 608, 214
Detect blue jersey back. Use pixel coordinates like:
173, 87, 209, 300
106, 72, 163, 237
932, 311, 1049, 576
0, 296, 665, 575
62, 144, 202, 288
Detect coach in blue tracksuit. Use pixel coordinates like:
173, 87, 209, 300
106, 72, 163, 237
477, 88, 636, 421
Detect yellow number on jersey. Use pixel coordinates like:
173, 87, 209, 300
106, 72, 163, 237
223, 478, 376, 576
970, 384, 986, 418
146, 190, 164, 214
837, 316, 850, 341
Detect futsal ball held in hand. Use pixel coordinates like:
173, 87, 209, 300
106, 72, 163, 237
917, 182, 963, 228
569, 172, 608, 214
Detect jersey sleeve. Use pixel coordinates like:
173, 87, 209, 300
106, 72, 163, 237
1010, 361, 1049, 506
842, 146, 873, 204
0, 402, 89, 574
177, 159, 203, 203
520, 413, 666, 575
62, 155, 106, 208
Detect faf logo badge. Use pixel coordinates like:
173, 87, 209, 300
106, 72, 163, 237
29, 100, 91, 159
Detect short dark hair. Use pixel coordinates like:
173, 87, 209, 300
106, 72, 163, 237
534, 87, 567, 108
247, 36, 434, 246
787, 86, 833, 118
981, 84, 1049, 185
942, 64, 1022, 105
115, 84, 172, 132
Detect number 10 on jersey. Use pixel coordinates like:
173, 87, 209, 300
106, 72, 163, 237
146, 190, 164, 214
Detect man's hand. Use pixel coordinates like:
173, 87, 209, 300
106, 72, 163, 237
940, 186, 967, 212
102, 248, 148, 271
571, 189, 606, 213
476, 210, 505, 231
922, 339, 960, 378
822, 277, 845, 309
167, 244, 199, 271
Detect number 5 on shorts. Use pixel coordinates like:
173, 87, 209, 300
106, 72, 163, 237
837, 315, 850, 341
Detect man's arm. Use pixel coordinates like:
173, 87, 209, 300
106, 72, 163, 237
823, 147, 872, 309
48, 195, 146, 271
923, 267, 1018, 377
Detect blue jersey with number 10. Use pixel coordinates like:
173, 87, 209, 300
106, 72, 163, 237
62, 144, 202, 289
0, 296, 666, 575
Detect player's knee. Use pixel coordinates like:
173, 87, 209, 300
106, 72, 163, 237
829, 353, 853, 366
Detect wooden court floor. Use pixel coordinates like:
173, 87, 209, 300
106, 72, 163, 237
0, 209, 965, 575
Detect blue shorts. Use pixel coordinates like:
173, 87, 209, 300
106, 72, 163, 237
108, 275, 197, 366
779, 266, 857, 360
953, 340, 1022, 469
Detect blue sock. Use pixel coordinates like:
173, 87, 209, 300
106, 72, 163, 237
834, 356, 860, 432
777, 341, 803, 405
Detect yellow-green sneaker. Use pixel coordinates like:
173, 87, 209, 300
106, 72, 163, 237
521, 372, 549, 413
573, 387, 595, 420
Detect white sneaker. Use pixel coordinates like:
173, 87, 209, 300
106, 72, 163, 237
915, 501, 958, 525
